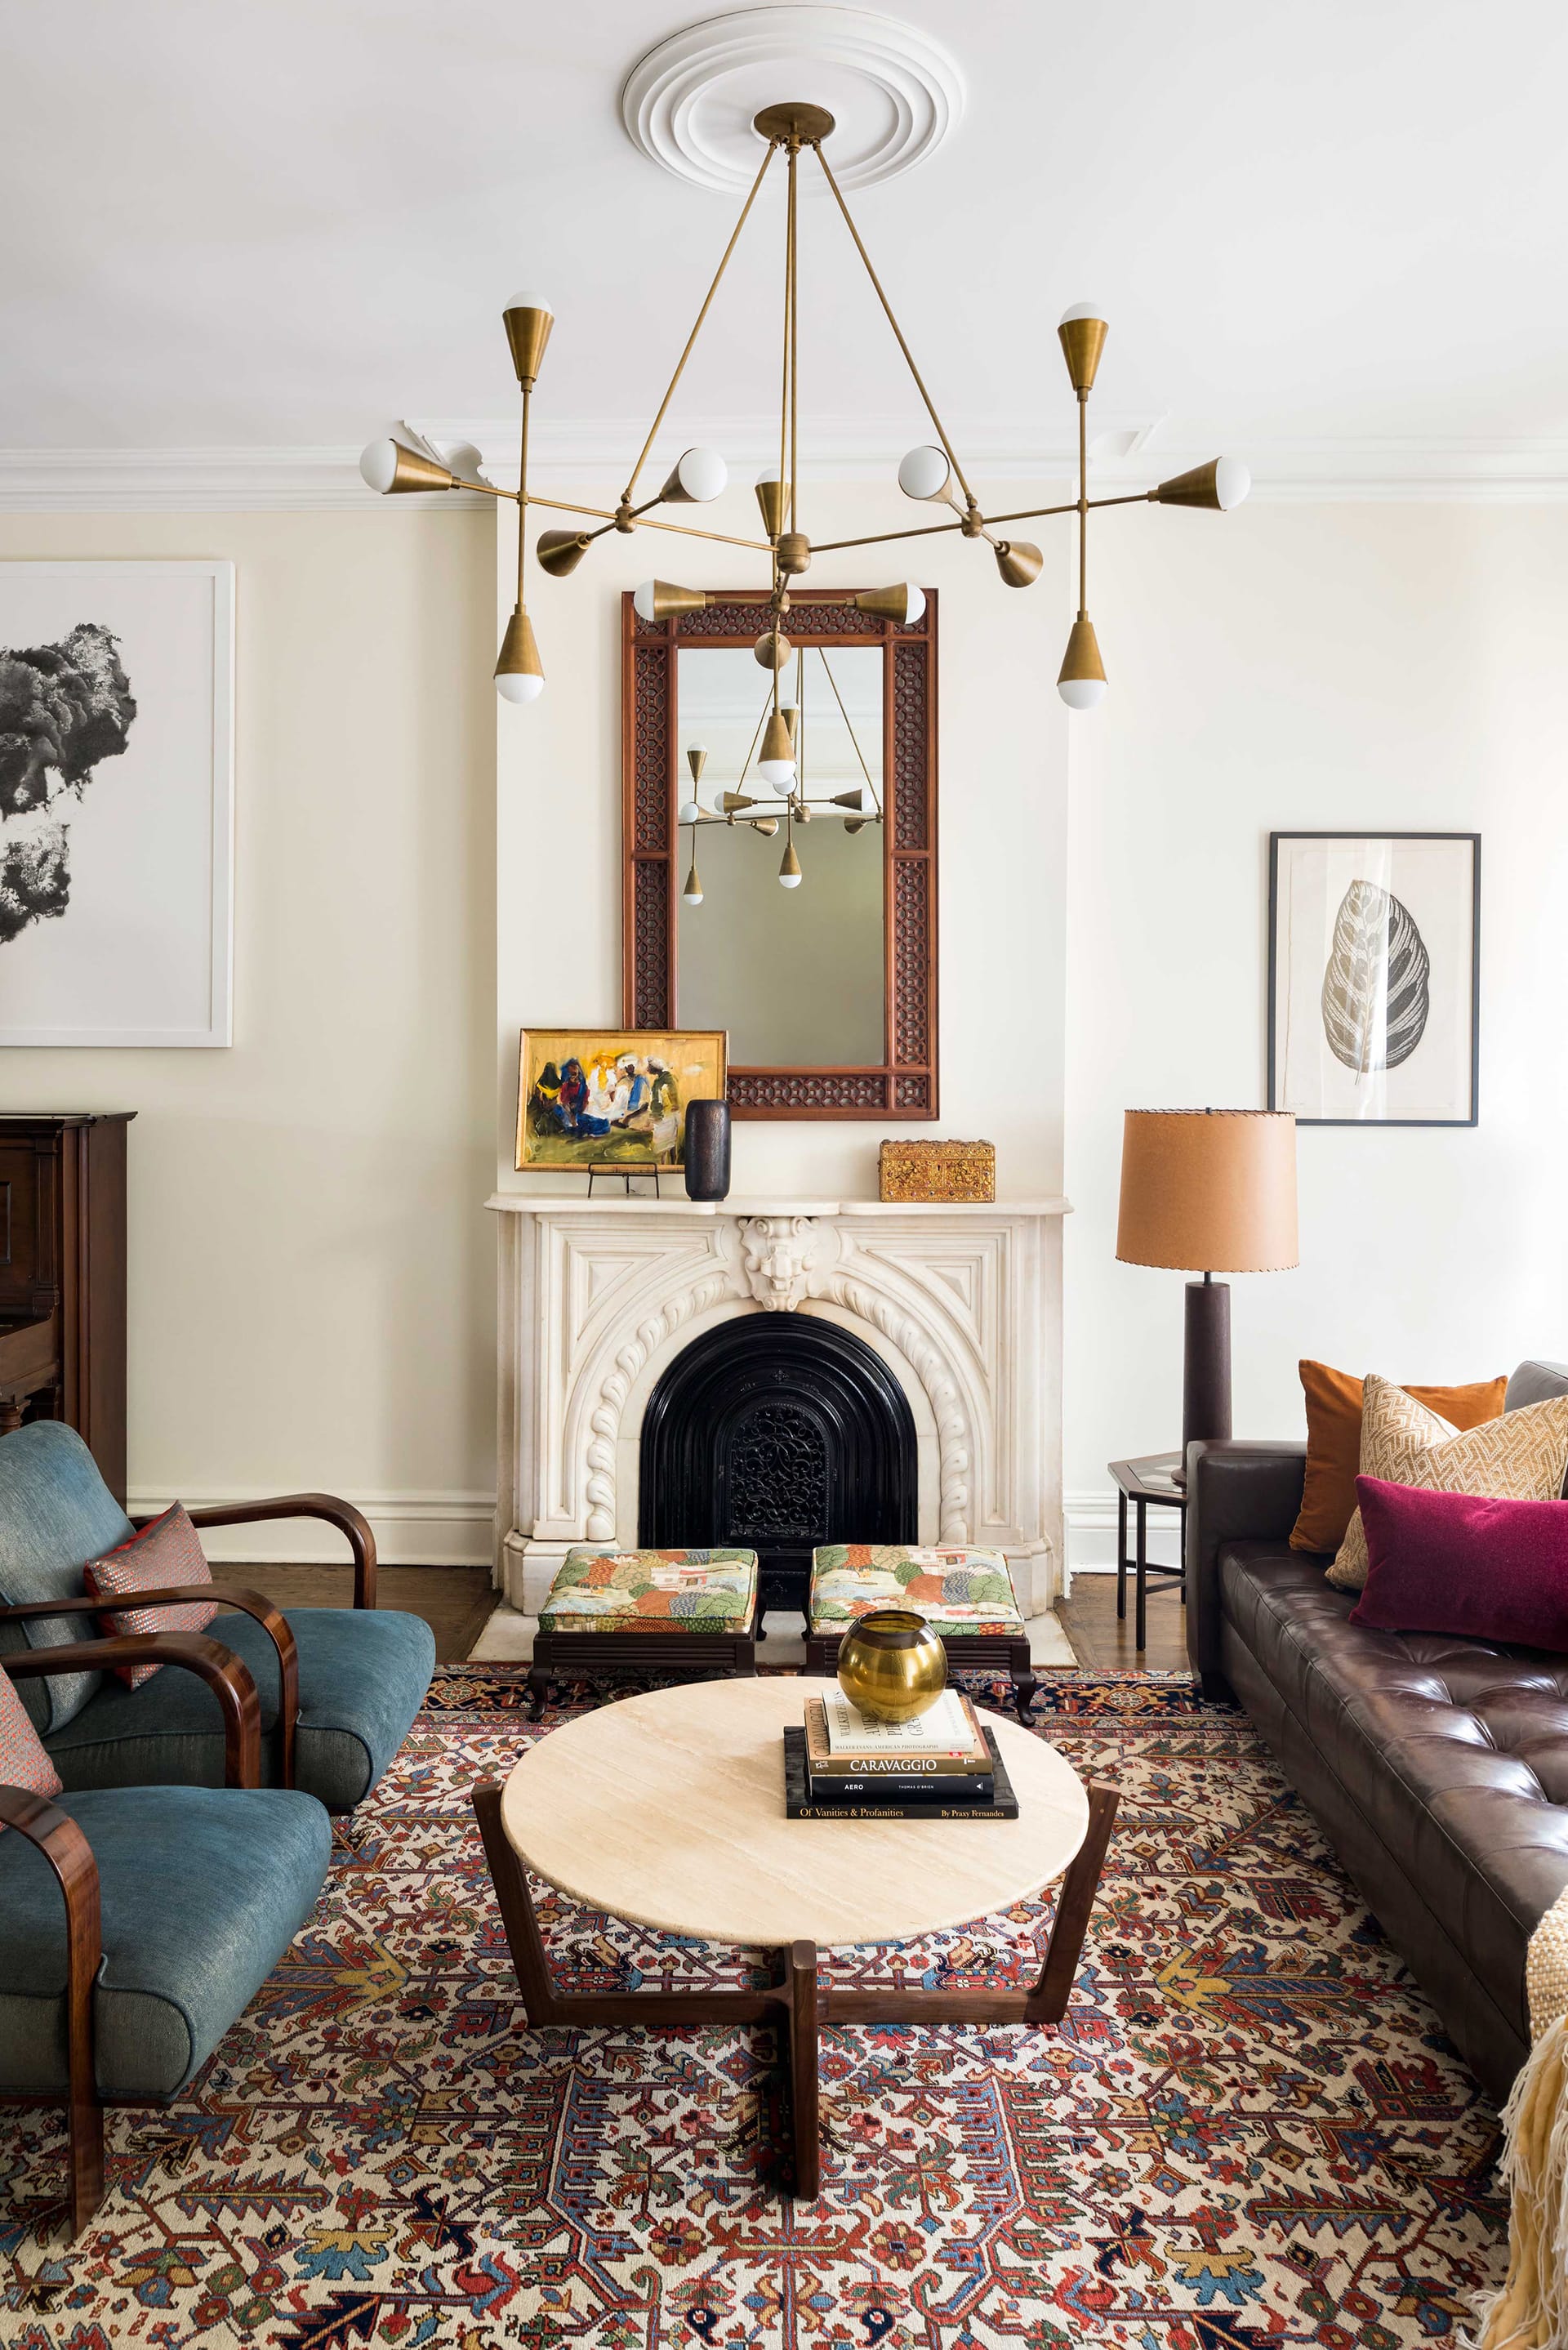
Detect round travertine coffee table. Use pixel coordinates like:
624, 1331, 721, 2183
474, 1677, 1118, 2200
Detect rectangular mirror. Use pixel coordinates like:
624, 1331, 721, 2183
677, 642, 884, 1066
622, 591, 938, 1118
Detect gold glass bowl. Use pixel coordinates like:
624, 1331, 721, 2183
835, 1608, 947, 1723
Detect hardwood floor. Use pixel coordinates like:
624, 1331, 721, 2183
1056, 1572, 1190, 1673
247, 1563, 497, 1666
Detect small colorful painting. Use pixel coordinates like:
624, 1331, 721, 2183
514, 1028, 728, 1171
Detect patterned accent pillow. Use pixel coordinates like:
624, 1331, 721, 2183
0, 1666, 64, 1817
1329, 1377, 1568, 1591
82, 1502, 217, 1687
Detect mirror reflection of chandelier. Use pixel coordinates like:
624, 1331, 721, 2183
358, 80, 1250, 715
679, 645, 884, 901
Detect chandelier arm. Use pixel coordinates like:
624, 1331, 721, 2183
1077, 393, 1088, 618
817, 649, 880, 814
621, 143, 777, 507
515, 385, 532, 610
789, 143, 800, 536
809, 515, 973, 554
777, 146, 793, 535
813, 141, 978, 513
984, 492, 1155, 528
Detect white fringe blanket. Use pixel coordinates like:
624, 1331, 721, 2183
1477, 1888, 1568, 2349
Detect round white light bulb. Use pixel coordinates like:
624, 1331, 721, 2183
1057, 676, 1107, 711
632, 581, 659, 623
898, 445, 950, 502
757, 757, 796, 788
778, 866, 803, 890
683, 881, 704, 905
1214, 457, 1250, 510
506, 290, 554, 316
679, 800, 702, 825
497, 671, 546, 706
673, 447, 728, 502
755, 465, 785, 488
1058, 300, 1106, 324
898, 582, 926, 626
359, 439, 399, 493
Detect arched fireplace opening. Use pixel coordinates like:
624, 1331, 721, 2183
639, 1314, 918, 1621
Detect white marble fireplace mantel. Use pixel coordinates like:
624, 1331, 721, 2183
488, 1192, 1071, 1621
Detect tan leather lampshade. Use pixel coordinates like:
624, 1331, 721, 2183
1117, 1109, 1298, 1273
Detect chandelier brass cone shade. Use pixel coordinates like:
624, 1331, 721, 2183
358, 100, 1250, 708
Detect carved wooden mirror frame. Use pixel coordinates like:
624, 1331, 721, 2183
621, 589, 938, 1119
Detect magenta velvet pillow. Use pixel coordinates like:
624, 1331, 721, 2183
1351, 1474, 1568, 1650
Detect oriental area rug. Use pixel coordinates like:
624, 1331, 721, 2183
1, 1668, 1508, 2348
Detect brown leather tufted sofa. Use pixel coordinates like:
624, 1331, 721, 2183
1185, 1362, 1568, 2103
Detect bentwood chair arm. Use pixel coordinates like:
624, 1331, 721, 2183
3, 1635, 263, 1788
136, 1495, 378, 1609
0, 1590, 298, 1789
0, 1782, 104, 2237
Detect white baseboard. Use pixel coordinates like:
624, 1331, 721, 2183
128, 1489, 497, 1568
1063, 1487, 1183, 1581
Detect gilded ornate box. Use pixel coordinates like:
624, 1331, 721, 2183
878, 1139, 996, 1203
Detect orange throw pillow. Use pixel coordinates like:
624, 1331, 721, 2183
1289, 1361, 1508, 1554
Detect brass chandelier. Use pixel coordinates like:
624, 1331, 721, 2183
359, 100, 1249, 720
679, 642, 883, 899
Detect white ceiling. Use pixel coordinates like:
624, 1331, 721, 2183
2, 0, 1566, 483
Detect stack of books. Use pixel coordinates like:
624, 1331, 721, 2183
782, 1686, 1018, 1820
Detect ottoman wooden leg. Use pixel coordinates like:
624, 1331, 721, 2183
1009, 1639, 1038, 1723
786, 1938, 821, 2201
526, 1653, 551, 1721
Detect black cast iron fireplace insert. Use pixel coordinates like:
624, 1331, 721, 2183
639, 1315, 918, 1621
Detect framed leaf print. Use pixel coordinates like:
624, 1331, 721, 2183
1268, 833, 1480, 1126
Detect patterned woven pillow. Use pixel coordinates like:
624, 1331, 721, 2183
0, 1666, 63, 1817
1329, 1376, 1568, 1591
82, 1502, 217, 1687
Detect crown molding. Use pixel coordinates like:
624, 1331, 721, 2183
2, 429, 1567, 511
0, 447, 491, 515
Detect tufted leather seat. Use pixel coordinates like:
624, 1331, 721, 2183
1187, 1437, 1568, 2099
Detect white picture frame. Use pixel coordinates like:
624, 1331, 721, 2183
0, 559, 234, 1046
1267, 832, 1480, 1127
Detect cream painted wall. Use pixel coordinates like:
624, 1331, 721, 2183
1063, 502, 1568, 1568
0, 511, 498, 1561
496, 479, 1071, 1197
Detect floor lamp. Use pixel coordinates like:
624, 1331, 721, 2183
1116, 1109, 1298, 1476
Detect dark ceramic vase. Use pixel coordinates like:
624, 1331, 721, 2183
683, 1098, 732, 1202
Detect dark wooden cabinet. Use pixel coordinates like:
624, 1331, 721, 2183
0, 1113, 133, 1503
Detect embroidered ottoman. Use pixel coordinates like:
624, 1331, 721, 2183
804, 1543, 1037, 1721
527, 1547, 759, 1719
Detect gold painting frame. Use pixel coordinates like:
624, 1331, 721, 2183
514, 1028, 728, 1173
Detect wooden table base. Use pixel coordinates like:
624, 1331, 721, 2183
474, 1779, 1118, 2201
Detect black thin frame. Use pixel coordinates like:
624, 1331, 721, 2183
1267, 831, 1481, 1129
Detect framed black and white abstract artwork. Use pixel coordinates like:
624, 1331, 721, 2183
1268, 832, 1480, 1126
0, 560, 234, 1046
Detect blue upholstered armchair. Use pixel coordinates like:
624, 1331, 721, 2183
0, 1421, 435, 1813
0, 1418, 442, 2237
2, 1633, 332, 2239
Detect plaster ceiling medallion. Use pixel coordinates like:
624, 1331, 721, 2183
620, 6, 964, 194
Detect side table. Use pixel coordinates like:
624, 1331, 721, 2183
1107, 1452, 1187, 1652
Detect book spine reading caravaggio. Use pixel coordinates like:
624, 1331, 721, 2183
804, 1700, 989, 1778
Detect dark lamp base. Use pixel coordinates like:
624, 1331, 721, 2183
1180, 1278, 1232, 1474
